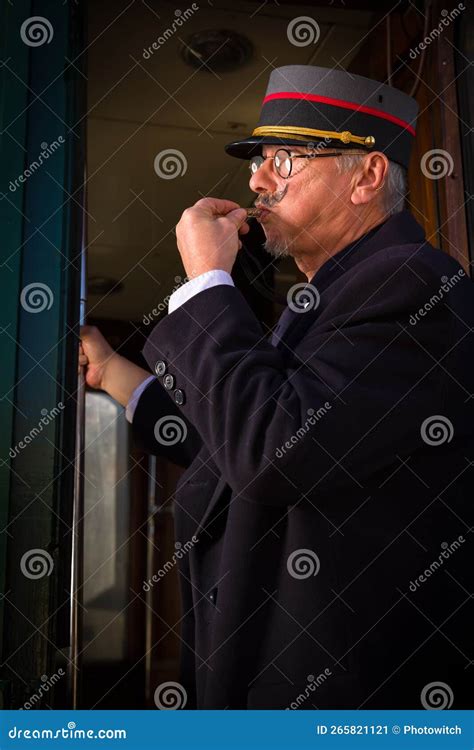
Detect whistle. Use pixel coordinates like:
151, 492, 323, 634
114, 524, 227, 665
246, 207, 263, 218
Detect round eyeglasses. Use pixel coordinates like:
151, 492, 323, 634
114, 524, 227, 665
249, 148, 347, 179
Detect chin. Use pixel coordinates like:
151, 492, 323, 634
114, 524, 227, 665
263, 236, 292, 259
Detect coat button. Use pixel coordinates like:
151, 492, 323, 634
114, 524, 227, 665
174, 388, 185, 405
209, 587, 218, 605
154, 360, 166, 377
163, 373, 175, 390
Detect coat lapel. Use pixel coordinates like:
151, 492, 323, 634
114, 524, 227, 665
194, 476, 230, 540
273, 210, 426, 352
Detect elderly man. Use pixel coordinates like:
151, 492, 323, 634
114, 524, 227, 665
80, 65, 474, 709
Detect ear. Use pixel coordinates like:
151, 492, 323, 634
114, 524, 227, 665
350, 152, 388, 206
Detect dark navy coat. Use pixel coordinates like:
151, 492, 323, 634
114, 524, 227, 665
134, 210, 474, 709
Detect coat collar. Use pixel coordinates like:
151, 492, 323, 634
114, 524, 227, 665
277, 210, 426, 350
308, 209, 425, 294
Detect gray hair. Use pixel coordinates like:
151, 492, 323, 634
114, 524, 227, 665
335, 152, 407, 216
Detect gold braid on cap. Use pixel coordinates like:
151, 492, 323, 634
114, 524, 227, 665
252, 125, 375, 148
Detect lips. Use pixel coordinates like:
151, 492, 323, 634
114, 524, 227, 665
255, 206, 271, 218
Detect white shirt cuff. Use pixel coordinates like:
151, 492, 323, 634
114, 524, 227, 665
125, 375, 155, 423
127, 273, 235, 422
168, 270, 235, 313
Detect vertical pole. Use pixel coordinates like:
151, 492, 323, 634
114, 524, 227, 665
145, 455, 157, 704
0, 0, 86, 708
68, 169, 87, 708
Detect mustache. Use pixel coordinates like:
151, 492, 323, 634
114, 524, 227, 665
255, 185, 288, 210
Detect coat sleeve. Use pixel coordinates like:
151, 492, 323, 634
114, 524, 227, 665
131, 377, 203, 469
141, 249, 460, 505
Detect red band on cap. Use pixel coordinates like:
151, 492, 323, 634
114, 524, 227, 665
263, 92, 416, 136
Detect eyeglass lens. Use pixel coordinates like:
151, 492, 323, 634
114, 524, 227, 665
250, 149, 293, 178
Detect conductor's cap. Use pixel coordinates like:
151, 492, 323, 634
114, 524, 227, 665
225, 65, 418, 170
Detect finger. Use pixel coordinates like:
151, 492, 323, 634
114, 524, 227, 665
195, 197, 242, 215
226, 207, 248, 229
80, 324, 98, 340
238, 221, 250, 235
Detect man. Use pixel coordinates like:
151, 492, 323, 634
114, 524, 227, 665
80, 66, 473, 709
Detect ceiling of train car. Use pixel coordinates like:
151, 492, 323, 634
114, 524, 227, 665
86, 0, 373, 321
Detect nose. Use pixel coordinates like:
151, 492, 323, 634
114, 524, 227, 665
249, 158, 279, 195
